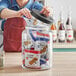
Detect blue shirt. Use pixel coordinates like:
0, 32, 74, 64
0, 0, 43, 30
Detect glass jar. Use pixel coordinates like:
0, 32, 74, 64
22, 9, 53, 70
0, 45, 4, 68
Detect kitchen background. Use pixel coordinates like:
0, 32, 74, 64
45, 0, 76, 29
38, 0, 76, 50
0, 0, 76, 50
0, 0, 76, 29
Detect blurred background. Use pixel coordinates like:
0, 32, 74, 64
0, 0, 76, 48
38, 0, 76, 29
0, 0, 76, 30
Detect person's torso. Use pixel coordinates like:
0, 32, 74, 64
8, 0, 34, 11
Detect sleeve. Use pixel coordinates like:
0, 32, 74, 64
31, 1, 43, 11
0, 0, 9, 19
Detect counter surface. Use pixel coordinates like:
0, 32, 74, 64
0, 52, 76, 76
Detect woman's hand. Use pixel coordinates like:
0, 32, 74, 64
40, 6, 50, 17
18, 8, 32, 19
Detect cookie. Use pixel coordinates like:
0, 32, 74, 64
40, 45, 48, 54
33, 19, 37, 25
29, 57, 38, 65
24, 41, 31, 45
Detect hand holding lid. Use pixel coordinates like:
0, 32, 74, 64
31, 9, 53, 24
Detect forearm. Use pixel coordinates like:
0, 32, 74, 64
0, 8, 21, 19
32, 1, 43, 11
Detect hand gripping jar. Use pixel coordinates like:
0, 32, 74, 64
22, 9, 53, 70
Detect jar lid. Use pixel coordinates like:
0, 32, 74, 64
31, 9, 53, 24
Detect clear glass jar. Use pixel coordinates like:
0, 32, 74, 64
0, 46, 4, 68
22, 26, 52, 70
22, 9, 53, 70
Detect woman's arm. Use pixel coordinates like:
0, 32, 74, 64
31, 1, 43, 11
31, 1, 50, 17
0, 0, 32, 19
0, 8, 32, 19
0, 8, 21, 19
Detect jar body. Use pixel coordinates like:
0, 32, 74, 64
22, 26, 52, 70
0, 47, 4, 68
24, 16, 50, 28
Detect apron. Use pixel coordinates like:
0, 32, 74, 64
3, 0, 36, 52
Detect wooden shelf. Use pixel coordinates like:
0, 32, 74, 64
53, 40, 76, 48
1, 52, 76, 76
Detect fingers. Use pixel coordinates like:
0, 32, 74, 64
40, 6, 50, 17
19, 8, 32, 19
40, 8, 45, 13
24, 8, 32, 19
45, 12, 50, 17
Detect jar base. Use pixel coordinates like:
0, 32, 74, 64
22, 65, 51, 71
